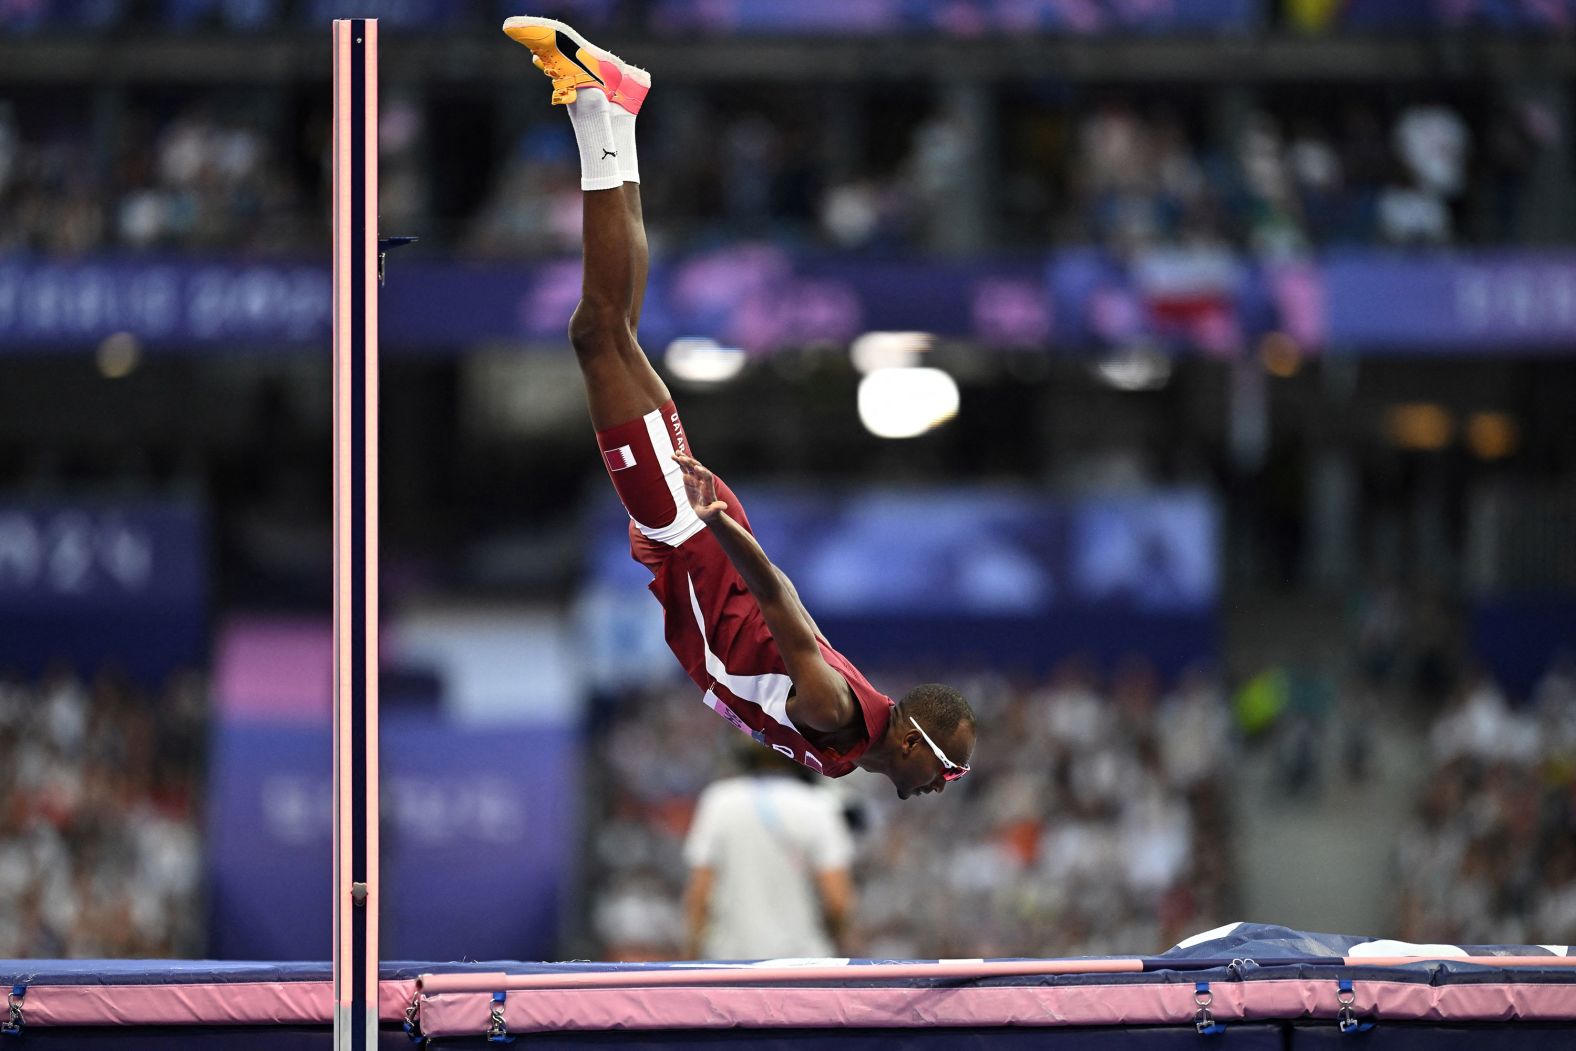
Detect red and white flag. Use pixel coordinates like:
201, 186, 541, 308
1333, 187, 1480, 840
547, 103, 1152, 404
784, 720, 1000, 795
603, 444, 636, 472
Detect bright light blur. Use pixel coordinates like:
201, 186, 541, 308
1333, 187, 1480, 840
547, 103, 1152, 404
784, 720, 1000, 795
1259, 332, 1302, 378
1467, 411, 1519, 460
1385, 402, 1454, 450
850, 331, 934, 374
857, 366, 960, 438
664, 337, 747, 384
96, 331, 142, 379
1093, 348, 1171, 391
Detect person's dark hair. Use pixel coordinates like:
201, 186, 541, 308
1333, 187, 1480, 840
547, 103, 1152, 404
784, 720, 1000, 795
897, 683, 975, 737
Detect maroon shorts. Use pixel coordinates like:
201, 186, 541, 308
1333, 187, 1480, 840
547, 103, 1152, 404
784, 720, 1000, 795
594, 400, 709, 548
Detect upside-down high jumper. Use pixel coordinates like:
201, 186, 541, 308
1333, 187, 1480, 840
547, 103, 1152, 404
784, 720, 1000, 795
503, 16, 976, 799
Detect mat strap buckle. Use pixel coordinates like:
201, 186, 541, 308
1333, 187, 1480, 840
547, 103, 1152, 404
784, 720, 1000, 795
1336, 979, 1374, 1034
486, 990, 515, 1044
1194, 981, 1226, 1036
403, 991, 424, 1043
2, 984, 23, 1037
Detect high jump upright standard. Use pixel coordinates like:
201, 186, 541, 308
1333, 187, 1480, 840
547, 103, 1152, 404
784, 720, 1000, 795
331, 17, 379, 1051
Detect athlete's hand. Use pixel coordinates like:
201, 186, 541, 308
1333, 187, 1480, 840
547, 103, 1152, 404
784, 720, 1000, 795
674, 452, 727, 523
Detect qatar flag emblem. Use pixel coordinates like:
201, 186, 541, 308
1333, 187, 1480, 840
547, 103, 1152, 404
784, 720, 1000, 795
603, 445, 636, 472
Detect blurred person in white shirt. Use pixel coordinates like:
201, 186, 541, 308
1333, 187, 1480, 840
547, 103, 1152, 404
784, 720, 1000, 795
682, 746, 855, 960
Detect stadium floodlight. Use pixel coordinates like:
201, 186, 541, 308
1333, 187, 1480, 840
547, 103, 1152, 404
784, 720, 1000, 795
858, 366, 960, 439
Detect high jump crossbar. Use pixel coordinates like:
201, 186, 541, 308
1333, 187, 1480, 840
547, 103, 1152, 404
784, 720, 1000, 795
331, 17, 379, 1051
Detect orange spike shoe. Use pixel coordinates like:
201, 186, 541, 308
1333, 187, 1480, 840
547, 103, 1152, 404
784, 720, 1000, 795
502, 15, 650, 113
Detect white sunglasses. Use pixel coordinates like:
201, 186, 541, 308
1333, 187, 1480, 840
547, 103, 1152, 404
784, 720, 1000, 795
909, 717, 970, 782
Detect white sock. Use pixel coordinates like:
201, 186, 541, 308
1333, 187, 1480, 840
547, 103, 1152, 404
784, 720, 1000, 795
565, 90, 622, 192
610, 108, 639, 184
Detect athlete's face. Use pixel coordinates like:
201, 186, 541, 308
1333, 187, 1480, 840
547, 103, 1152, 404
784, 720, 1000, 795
893, 720, 975, 800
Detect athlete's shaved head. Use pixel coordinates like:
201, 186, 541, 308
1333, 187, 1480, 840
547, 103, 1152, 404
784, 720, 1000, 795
898, 683, 975, 738
890, 683, 976, 800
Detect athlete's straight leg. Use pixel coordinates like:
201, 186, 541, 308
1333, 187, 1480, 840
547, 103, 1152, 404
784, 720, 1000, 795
502, 16, 667, 432
567, 184, 669, 432
622, 184, 650, 332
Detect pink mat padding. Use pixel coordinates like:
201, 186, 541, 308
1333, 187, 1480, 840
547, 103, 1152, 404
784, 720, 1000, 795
25, 980, 416, 1027
415, 978, 1576, 1038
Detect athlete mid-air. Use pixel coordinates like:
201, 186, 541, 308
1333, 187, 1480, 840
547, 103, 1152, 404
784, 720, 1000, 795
503, 16, 976, 798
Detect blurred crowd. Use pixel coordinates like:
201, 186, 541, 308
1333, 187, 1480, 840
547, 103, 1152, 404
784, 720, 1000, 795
1394, 658, 1576, 946
1, 81, 1563, 259
0, 98, 315, 257
1049, 95, 1553, 256
586, 657, 1237, 960
0, 669, 206, 958
432, 87, 1570, 258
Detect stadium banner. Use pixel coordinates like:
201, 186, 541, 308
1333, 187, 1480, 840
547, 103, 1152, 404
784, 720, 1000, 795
585, 486, 1219, 678
1470, 596, 1576, 701
205, 615, 583, 960
2, 0, 1263, 32
22, 0, 1574, 33
5, 250, 1573, 354
647, 0, 1263, 33
207, 715, 579, 961
0, 258, 331, 347
590, 487, 1218, 615
1335, 0, 1576, 29
1322, 251, 1576, 351
0, 252, 1051, 353
0, 499, 206, 680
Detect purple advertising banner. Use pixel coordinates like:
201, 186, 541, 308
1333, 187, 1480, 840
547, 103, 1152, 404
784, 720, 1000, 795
0, 500, 206, 679
593, 486, 1218, 614
1322, 251, 1576, 351
649, 0, 1262, 33
1340, 0, 1574, 29
3, 0, 1260, 32
0, 258, 331, 348
11, 0, 1573, 33
587, 485, 1219, 676
207, 716, 580, 960
5, 249, 1575, 355
0, 500, 202, 610
0, 251, 1050, 354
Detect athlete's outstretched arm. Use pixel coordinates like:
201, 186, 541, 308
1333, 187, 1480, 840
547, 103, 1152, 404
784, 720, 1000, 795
674, 453, 856, 733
